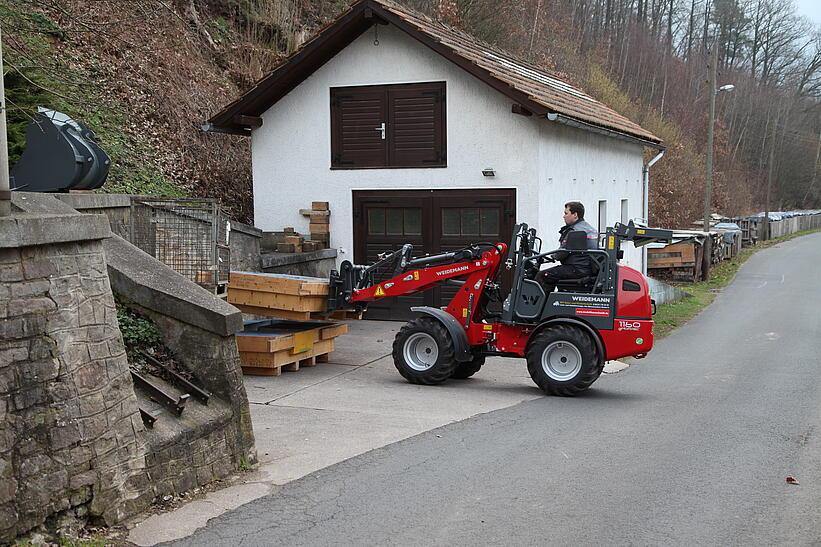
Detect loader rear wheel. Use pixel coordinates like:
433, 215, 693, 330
526, 325, 602, 396
450, 355, 485, 379
392, 317, 457, 385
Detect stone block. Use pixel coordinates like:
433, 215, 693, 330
8, 297, 57, 316
78, 413, 108, 441
13, 388, 48, 411
69, 486, 92, 507
28, 338, 57, 361
19, 455, 54, 479
19, 358, 60, 384
48, 289, 76, 309
173, 468, 197, 494
49, 275, 82, 296
87, 341, 112, 361
11, 279, 51, 298
78, 299, 99, 327
76, 256, 107, 279
74, 363, 106, 393
69, 470, 96, 490
0, 318, 25, 340
0, 504, 18, 538
52, 256, 80, 276
0, 429, 14, 453
47, 308, 80, 332
0, 479, 17, 504
21, 315, 47, 338
195, 465, 213, 485
0, 345, 28, 368
22, 258, 57, 280
92, 430, 117, 458
78, 391, 106, 417
80, 276, 109, 297
0, 249, 20, 265
69, 445, 93, 467
50, 422, 81, 451
0, 264, 23, 283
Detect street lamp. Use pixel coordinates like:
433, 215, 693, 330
704, 46, 735, 233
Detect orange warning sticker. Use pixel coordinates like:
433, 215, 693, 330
462, 308, 468, 317
413, 271, 420, 280
483, 324, 493, 331
374, 285, 385, 297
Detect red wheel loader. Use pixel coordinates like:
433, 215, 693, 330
328, 221, 672, 396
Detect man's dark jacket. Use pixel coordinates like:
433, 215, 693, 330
556, 219, 599, 274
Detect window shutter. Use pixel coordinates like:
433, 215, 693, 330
331, 88, 387, 168
388, 83, 446, 167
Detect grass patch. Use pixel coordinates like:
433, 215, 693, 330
652, 228, 821, 338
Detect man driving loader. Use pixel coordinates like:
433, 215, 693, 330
536, 201, 599, 293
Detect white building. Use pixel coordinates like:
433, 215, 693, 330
209, 0, 664, 318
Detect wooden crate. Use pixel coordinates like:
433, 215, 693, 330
648, 240, 704, 282
237, 319, 348, 376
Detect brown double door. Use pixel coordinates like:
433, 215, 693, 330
353, 189, 516, 320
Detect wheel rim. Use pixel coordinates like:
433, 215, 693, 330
403, 332, 439, 371
541, 341, 583, 381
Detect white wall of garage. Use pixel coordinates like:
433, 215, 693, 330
251, 24, 649, 272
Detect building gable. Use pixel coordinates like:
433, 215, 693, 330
207, 0, 661, 148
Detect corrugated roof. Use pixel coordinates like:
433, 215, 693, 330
209, 0, 661, 145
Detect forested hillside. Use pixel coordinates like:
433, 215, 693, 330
2, 0, 819, 226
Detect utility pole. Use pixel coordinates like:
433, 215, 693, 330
0, 25, 11, 217
764, 104, 778, 241
703, 42, 718, 233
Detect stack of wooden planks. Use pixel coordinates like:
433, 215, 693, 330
228, 271, 330, 320
236, 319, 348, 376
228, 271, 358, 376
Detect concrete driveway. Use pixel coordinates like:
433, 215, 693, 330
129, 319, 625, 545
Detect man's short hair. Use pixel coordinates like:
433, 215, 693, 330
564, 201, 585, 219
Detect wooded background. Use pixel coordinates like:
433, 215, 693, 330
2, 0, 819, 227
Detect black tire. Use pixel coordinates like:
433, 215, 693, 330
450, 355, 486, 379
526, 325, 602, 396
392, 317, 458, 385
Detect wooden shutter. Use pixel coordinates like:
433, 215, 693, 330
331, 87, 387, 168
388, 82, 446, 167
331, 82, 446, 169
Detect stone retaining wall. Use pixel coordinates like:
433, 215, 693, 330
4, 194, 257, 542
0, 213, 152, 541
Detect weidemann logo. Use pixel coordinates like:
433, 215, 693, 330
436, 265, 470, 277
570, 295, 610, 303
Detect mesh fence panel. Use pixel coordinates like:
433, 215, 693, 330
129, 198, 230, 293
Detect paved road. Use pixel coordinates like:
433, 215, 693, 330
171, 233, 821, 546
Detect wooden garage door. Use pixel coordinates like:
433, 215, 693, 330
353, 189, 516, 320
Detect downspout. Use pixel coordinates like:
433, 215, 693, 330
642, 150, 665, 274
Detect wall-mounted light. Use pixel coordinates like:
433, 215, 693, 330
482, 168, 495, 177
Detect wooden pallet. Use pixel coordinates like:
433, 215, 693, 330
236, 319, 347, 376
240, 344, 334, 376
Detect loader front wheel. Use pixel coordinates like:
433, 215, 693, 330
526, 325, 602, 396
393, 317, 457, 385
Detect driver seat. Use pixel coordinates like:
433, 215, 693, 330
554, 230, 599, 293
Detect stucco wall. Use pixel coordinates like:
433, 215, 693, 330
251, 23, 647, 271
537, 122, 645, 269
